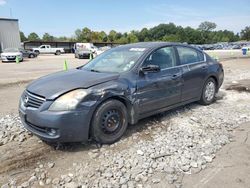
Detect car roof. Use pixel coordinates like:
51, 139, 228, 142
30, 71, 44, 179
117, 42, 197, 50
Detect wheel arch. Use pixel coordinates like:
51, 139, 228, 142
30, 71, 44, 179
98, 95, 135, 125
206, 74, 219, 91
88, 95, 135, 141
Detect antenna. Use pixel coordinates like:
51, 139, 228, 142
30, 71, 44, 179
10, 8, 13, 18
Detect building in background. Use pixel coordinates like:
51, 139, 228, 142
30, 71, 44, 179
0, 18, 21, 52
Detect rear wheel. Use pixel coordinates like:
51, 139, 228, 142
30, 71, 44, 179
91, 100, 128, 144
55, 51, 61, 55
199, 77, 217, 105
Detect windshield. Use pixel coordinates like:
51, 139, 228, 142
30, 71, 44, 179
3, 48, 19, 52
81, 47, 146, 73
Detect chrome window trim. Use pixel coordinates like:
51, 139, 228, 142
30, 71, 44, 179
138, 45, 207, 72
160, 52, 206, 71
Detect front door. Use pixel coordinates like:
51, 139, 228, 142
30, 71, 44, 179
39, 45, 46, 53
136, 46, 182, 115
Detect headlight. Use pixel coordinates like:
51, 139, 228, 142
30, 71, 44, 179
48, 89, 88, 111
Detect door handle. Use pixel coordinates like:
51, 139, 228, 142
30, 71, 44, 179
202, 65, 208, 70
171, 74, 181, 80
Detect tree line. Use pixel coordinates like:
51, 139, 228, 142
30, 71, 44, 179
20, 21, 250, 44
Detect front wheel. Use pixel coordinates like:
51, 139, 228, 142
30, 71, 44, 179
34, 50, 40, 54
91, 100, 128, 144
29, 54, 35, 58
199, 77, 217, 105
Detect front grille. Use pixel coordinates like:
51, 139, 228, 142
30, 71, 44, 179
24, 91, 46, 109
7, 56, 16, 60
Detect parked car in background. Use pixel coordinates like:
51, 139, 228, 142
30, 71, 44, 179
1, 48, 23, 62
75, 48, 92, 59
32, 45, 64, 55
19, 42, 224, 144
19, 48, 38, 58
74, 43, 97, 53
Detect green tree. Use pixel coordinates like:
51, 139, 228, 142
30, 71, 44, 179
108, 30, 117, 42
20, 31, 27, 42
117, 36, 128, 44
138, 28, 149, 41
99, 31, 108, 42
35, 21, 241, 44
91, 31, 101, 42
198, 21, 217, 32
162, 34, 180, 42
74, 27, 92, 42
82, 27, 92, 42
42, 33, 55, 41
241, 26, 250, 40
27, 32, 40, 41
127, 33, 139, 43
75, 29, 83, 41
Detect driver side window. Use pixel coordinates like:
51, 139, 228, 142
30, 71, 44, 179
144, 46, 177, 69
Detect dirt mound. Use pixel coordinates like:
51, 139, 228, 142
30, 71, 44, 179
226, 79, 250, 92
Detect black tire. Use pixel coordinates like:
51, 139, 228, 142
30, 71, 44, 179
55, 51, 61, 55
91, 100, 128, 144
199, 77, 217, 105
29, 54, 35, 58
35, 50, 40, 54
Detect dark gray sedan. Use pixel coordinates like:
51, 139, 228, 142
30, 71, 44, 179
19, 42, 224, 144
19, 48, 38, 58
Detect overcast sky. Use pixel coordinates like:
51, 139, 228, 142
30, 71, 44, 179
0, 0, 250, 37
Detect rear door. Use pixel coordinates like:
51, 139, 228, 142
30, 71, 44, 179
45, 45, 51, 53
136, 46, 182, 114
176, 46, 208, 102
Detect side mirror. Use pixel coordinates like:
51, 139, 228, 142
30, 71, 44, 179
140, 64, 160, 74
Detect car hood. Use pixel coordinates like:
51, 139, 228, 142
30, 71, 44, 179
1, 52, 21, 56
27, 69, 119, 100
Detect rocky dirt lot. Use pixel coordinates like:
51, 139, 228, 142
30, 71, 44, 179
0, 55, 250, 188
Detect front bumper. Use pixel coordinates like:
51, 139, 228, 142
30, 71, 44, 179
1, 56, 22, 62
78, 53, 91, 59
19, 100, 94, 143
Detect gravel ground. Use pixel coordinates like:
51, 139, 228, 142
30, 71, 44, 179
1, 57, 250, 188
1, 89, 250, 188
0, 115, 32, 146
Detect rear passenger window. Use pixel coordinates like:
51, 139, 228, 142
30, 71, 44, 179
176, 47, 204, 65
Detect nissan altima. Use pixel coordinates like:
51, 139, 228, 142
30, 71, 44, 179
19, 42, 224, 144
